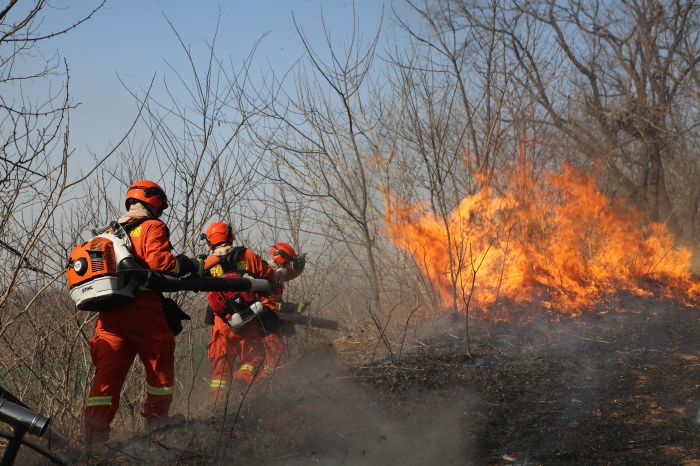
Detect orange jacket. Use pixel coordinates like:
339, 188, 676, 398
205, 248, 275, 280
284, 266, 303, 282
125, 218, 178, 273
268, 263, 302, 308
205, 247, 279, 314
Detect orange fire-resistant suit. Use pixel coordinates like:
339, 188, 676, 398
205, 248, 278, 399
260, 265, 303, 382
84, 217, 181, 442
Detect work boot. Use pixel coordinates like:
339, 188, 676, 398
233, 367, 255, 386
144, 413, 186, 434
254, 364, 276, 385
84, 428, 109, 453
84, 438, 109, 460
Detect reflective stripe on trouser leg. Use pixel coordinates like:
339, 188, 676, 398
233, 363, 257, 384
86, 396, 113, 407
238, 364, 255, 373
210, 379, 228, 389
84, 395, 114, 441
209, 379, 230, 402
144, 384, 174, 421
85, 332, 136, 442
146, 384, 174, 396
138, 331, 175, 420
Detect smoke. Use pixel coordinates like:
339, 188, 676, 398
248, 344, 479, 466
62, 292, 698, 465
65, 343, 480, 465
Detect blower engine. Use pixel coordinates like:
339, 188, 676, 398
66, 222, 141, 311
227, 301, 266, 331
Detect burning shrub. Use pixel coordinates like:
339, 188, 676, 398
386, 164, 698, 315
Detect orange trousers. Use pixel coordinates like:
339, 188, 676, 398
84, 292, 175, 443
208, 317, 267, 399
260, 332, 285, 381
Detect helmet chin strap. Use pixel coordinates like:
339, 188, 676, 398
144, 202, 163, 218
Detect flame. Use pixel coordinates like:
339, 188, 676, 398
386, 164, 698, 316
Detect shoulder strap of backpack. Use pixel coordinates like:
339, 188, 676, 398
222, 246, 250, 274
204, 246, 248, 275
228, 246, 247, 267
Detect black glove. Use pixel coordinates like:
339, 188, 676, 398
292, 253, 307, 272
176, 254, 204, 276
298, 300, 311, 313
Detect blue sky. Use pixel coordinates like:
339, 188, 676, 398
20, 0, 407, 159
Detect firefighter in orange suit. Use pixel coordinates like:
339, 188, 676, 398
258, 242, 306, 381
84, 180, 204, 444
202, 222, 278, 400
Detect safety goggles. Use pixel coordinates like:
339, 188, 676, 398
273, 249, 294, 264
131, 185, 169, 208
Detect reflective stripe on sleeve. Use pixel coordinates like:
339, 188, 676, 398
238, 364, 255, 373
86, 395, 113, 407
146, 384, 174, 396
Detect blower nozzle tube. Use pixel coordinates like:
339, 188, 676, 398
0, 399, 49, 437
139, 271, 271, 293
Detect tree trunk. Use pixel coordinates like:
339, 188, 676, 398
363, 225, 382, 310
645, 140, 661, 222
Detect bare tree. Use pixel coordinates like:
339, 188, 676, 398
0, 0, 137, 439
384, 0, 537, 328
478, 0, 700, 227
249, 14, 386, 311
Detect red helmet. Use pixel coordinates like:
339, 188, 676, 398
204, 221, 235, 249
270, 242, 297, 265
125, 180, 169, 211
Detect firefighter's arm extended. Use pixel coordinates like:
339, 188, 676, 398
243, 249, 278, 303
139, 220, 203, 276
279, 301, 311, 314
286, 253, 306, 281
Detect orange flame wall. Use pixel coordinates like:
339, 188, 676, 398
386, 165, 697, 315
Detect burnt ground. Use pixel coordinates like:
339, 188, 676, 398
24, 293, 700, 465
